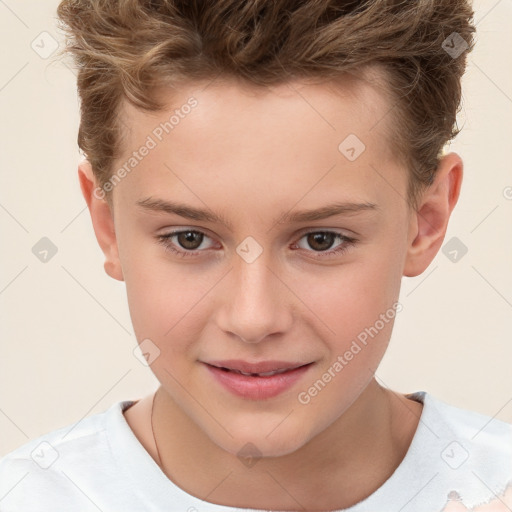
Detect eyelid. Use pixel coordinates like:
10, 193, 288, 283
157, 225, 216, 237
294, 225, 357, 239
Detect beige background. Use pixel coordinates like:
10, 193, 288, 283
1, 0, 511, 457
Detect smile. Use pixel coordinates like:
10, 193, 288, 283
202, 361, 314, 400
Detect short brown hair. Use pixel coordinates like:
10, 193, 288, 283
56, 0, 476, 209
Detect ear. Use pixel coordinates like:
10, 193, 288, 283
78, 160, 124, 281
403, 152, 463, 277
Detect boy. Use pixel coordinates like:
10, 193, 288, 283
1, 0, 511, 511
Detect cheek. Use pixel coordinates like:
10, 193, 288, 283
292, 255, 402, 345
288, 237, 405, 397
121, 241, 208, 359
293, 259, 402, 419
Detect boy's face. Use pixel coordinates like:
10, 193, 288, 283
82, 76, 460, 457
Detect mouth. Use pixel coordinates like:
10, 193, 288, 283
210, 366, 306, 377
205, 360, 313, 376
202, 360, 315, 400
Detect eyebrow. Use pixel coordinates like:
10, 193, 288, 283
136, 197, 378, 230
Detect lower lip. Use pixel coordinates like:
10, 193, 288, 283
203, 363, 314, 400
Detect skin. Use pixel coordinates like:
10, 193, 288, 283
79, 75, 463, 510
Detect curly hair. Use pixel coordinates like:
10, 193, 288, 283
56, 0, 476, 209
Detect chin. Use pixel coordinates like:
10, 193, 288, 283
209, 421, 312, 460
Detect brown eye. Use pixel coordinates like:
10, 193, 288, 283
306, 232, 337, 252
157, 229, 214, 258
176, 230, 204, 250
294, 230, 358, 259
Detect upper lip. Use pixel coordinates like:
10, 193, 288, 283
205, 359, 312, 374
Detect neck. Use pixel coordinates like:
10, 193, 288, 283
150, 379, 422, 511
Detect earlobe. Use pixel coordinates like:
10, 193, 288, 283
78, 161, 124, 282
403, 152, 463, 277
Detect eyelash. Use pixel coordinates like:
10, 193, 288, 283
156, 229, 358, 259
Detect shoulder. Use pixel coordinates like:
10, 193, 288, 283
421, 392, 512, 453
361, 392, 512, 512
0, 400, 136, 511
411, 392, 512, 507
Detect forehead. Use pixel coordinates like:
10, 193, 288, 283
113, 73, 403, 212
118, 71, 395, 160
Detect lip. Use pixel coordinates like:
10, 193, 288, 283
203, 360, 314, 400
205, 359, 310, 374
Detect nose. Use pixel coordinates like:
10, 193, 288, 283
215, 251, 293, 344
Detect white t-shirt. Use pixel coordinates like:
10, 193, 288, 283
1, 391, 511, 512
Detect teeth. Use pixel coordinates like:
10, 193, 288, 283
235, 368, 290, 377
259, 368, 289, 376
